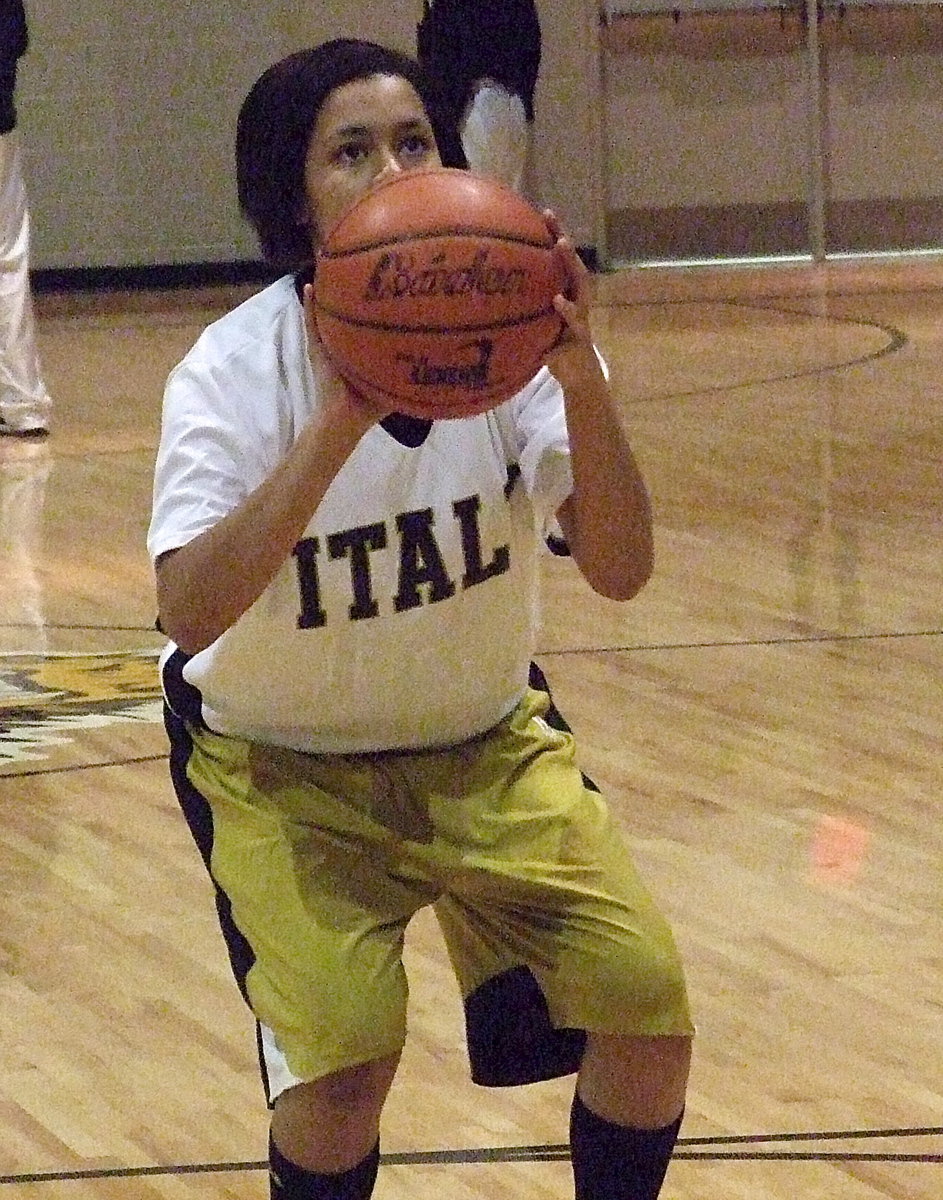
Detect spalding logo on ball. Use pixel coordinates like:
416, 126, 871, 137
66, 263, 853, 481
313, 168, 566, 419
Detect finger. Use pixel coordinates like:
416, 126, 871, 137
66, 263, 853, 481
553, 293, 582, 330
302, 283, 323, 344
542, 208, 563, 242
553, 290, 593, 342
554, 247, 590, 312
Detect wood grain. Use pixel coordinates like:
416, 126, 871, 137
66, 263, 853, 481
0, 259, 939, 1197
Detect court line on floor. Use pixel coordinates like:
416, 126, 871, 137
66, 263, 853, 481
3, 632, 939, 774
0, 624, 158, 634
539, 627, 942, 657
0, 754, 164, 780
602, 299, 907, 404
2, 1126, 941, 1183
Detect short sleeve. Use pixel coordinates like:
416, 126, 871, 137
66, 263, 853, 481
147, 360, 273, 563
147, 280, 309, 565
495, 366, 572, 536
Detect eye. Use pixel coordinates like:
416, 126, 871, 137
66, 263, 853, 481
334, 140, 369, 167
399, 132, 434, 162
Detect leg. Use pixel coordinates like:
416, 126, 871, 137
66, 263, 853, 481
271, 1053, 401, 1173
165, 725, 425, 1196
417, 689, 694, 1198
571, 1033, 692, 1200
459, 81, 530, 193
0, 132, 52, 435
578, 1032, 690, 1130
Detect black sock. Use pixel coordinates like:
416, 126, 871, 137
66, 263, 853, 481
570, 1092, 683, 1200
269, 1133, 380, 1200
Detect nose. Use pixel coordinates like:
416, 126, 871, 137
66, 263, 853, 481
373, 146, 405, 186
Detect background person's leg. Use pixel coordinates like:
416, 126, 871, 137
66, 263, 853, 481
460, 81, 531, 194
0, 132, 51, 436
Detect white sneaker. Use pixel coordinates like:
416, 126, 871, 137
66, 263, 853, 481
0, 409, 49, 437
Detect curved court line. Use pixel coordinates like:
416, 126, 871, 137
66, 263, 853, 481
605, 297, 908, 403
20, 299, 912, 467
5, 295, 932, 1184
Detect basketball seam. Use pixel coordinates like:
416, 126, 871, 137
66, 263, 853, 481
319, 228, 552, 258
328, 355, 502, 414
314, 305, 561, 335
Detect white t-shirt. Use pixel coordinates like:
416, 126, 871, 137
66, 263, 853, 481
148, 275, 573, 754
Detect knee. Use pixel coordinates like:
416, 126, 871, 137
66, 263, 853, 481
271, 1054, 400, 1172
580, 1033, 692, 1129
293, 1054, 401, 1113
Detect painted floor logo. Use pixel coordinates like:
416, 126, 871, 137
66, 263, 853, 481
0, 651, 164, 764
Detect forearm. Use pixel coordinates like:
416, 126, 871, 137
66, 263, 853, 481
156, 405, 374, 654
555, 354, 654, 601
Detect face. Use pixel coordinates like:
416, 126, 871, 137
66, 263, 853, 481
302, 73, 441, 243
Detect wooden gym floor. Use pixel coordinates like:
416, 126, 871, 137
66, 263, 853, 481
1, 256, 941, 1198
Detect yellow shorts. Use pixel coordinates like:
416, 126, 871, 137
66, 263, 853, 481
168, 686, 693, 1097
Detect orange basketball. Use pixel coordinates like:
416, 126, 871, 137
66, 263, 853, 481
313, 168, 566, 419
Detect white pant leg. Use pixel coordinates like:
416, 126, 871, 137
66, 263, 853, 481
0, 131, 52, 428
460, 81, 531, 195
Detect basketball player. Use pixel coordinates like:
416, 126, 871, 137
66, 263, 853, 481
0, 0, 52, 437
149, 39, 693, 1200
417, 0, 541, 193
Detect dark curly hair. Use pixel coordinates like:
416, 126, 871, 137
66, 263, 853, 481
236, 39, 466, 273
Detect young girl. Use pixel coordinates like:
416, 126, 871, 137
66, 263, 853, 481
148, 39, 693, 1200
